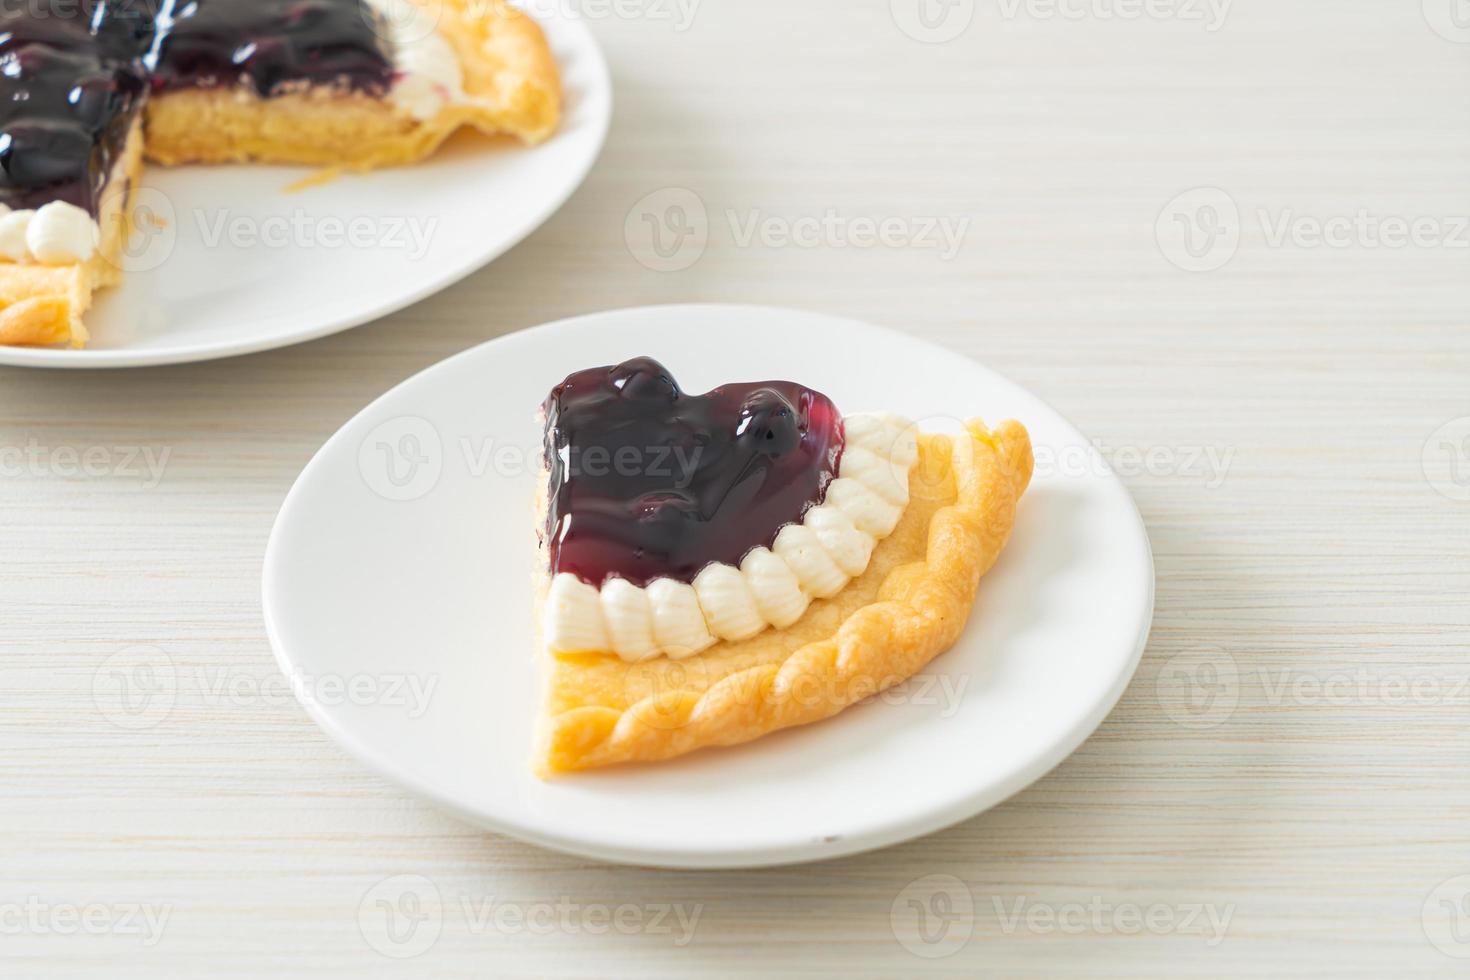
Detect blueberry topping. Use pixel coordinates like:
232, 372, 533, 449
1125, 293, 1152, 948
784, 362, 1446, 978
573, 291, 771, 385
543, 358, 845, 587
0, 0, 398, 214
0, 2, 152, 214
150, 0, 394, 98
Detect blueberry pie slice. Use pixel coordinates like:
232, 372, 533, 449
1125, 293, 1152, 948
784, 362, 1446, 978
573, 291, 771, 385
0, 0, 559, 347
0, 2, 153, 346
535, 358, 1034, 775
145, 0, 559, 169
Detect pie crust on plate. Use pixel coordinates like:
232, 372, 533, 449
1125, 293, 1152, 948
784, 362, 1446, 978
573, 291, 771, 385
536, 416, 1033, 776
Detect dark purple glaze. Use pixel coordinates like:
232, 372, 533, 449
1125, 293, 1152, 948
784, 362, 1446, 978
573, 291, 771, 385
0, 1, 154, 213
150, 0, 394, 97
0, 0, 399, 213
543, 357, 845, 588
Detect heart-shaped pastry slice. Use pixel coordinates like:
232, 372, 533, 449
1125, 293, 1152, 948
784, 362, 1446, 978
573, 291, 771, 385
535, 358, 1035, 776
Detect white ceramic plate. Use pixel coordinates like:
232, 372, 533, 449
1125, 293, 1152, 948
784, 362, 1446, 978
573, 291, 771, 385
0, 7, 609, 370
263, 304, 1154, 868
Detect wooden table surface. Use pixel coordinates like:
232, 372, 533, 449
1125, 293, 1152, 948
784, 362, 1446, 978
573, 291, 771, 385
3, 0, 1468, 975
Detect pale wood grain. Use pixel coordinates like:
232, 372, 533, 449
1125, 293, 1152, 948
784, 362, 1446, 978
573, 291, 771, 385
2, 0, 1468, 975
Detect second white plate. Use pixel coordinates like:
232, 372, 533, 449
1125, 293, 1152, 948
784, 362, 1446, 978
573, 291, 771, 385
0, 5, 609, 369
263, 304, 1154, 868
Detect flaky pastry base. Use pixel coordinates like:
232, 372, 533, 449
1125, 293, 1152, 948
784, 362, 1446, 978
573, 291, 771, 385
143, 0, 561, 169
534, 418, 1034, 776
0, 117, 145, 348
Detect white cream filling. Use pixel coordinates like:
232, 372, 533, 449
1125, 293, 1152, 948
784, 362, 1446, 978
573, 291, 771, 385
544, 413, 920, 663
0, 201, 99, 266
363, 0, 469, 121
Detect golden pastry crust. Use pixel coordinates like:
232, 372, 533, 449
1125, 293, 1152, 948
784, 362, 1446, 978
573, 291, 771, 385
0, 117, 146, 348
535, 418, 1034, 776
144, 0, 561, 169
0, 268, 92, 348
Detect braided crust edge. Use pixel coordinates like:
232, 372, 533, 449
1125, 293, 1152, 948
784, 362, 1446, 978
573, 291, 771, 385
535, 418, 1034, 776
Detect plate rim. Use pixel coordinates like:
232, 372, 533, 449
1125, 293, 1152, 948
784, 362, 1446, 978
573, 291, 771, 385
262, 302, 1156, 869
0, 11, 611, 371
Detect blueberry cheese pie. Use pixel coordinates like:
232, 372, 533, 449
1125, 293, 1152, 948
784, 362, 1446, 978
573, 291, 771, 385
145, 0, 558, 169
0, 3, 152, 346
535, 358, 1033, 775
0, 0, 559, 348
